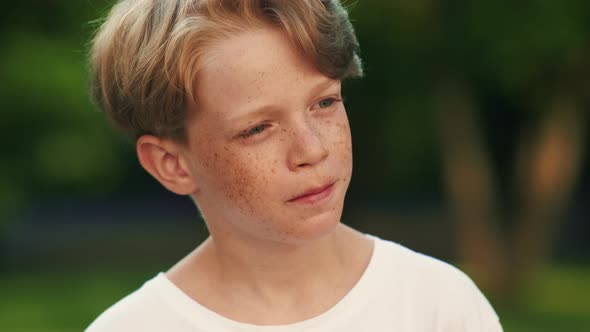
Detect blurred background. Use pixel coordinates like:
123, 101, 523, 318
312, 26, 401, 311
1, 0, 589, 331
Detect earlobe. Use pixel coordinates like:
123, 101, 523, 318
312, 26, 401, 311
136, 135, 198, 195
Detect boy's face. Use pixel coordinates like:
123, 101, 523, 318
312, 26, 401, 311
182, 27, 352, 244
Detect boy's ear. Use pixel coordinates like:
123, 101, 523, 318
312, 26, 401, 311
136, 135, 197, 195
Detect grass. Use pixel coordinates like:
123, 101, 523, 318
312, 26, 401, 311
496, 264, 590, 331
0, 269, 153, 332
1, 265, 588, 331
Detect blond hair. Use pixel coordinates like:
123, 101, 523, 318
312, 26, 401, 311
90, 0, 363, 142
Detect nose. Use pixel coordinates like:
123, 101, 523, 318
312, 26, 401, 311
286, 119, 329, 171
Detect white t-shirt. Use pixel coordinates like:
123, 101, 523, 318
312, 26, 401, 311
85, 236, 503, 331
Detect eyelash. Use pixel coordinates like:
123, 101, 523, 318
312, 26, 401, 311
239, 123, 271, 139
316, 96, 342, 109
238, 97, 342, 139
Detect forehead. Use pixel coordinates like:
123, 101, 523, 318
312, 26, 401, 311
195, 28, 328, 115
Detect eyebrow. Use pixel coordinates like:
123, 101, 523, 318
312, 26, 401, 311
227, 78, 340, 123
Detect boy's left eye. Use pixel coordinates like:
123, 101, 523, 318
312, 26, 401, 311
317, 97, 338, 109
238, 123, 270, 139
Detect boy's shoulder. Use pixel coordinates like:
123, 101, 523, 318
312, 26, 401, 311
373, 236, 501, 330
84, 273, 184, 332
374, 236, 476, 287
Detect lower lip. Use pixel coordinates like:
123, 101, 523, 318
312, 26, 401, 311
289, 183, 335, 204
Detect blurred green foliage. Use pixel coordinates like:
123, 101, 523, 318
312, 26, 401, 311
345, 0, 589, 196
1, 1, 124, 227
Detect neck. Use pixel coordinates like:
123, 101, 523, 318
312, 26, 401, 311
207, 224, 370, 302
211, 224, 352, 293
166, 223, 373, 324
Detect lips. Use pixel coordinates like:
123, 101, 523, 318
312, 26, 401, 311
288, 182, 336, 204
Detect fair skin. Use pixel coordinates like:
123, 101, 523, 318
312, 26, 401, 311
136, 26, 373, 325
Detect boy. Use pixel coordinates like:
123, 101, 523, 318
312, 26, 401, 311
86, 0, 503, 331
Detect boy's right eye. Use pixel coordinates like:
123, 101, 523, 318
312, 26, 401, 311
239, 123, 270, 139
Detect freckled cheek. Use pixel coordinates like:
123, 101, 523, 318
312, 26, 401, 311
323, 114, 352, 163
204, 150, 274, 212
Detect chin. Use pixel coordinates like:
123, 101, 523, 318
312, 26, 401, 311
279, 204, 344, 245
